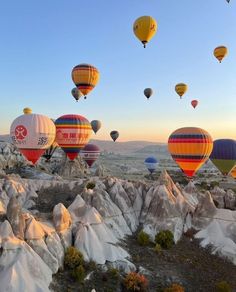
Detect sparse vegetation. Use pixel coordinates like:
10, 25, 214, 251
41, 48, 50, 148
155, 230, 174, 249
71, 265, 85, 283
163, 283, 185, 292
86, 182, 96, 189
215, 281, 232, 292
137, 230, 150, 246
154, 243, 162, 254
64, 247, 84, 269
108, 267, 120, 280
123, 272, 148, 292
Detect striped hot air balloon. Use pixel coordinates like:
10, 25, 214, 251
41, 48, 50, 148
144, 157, 158, 174
10, 110, 56, 164
71, 64, 99, 99
80, 144, 100, 167
210, 139, 236, 175
168, 127, 213, 177
55, 114, 92, 161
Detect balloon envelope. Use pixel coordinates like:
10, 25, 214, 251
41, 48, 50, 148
133, 16, 157, 48
191, 100, 198, 109
230, 166, 236, 178
144, 156, 158, 174
55, 114, 92, 161
175, 83, 188, 98
10, 113, 56, 164
214, 46, 228, 63
168, 127, 213, 177
210, 139, 236, 175
71, 87, 82, 101
144, 88, 153, 99
91, 120, 102, 134
110, 131, 119, 142
71, 64, 99, 98
80, 144, 100, 167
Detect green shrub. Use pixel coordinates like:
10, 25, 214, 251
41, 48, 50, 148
154, 243, 162, 254
86, 182, 96, 189
107, 267, 120, 280
64, 246, 84, 269
85, 260, 97, 271
215, 281, 232, 292
137, 230, 150, 246
164, 283, 185, 292
155, 230, 174, 249
71, 265, 85, 283
123, 272, 148, 292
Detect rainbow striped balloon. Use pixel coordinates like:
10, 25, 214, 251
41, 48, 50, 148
55, 114, 92, 161
168, 127, 213, 177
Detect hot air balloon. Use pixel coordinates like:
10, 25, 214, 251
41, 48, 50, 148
10, 110, 56, 164
133, 16, 157, 48
110, 131, 119, 142
144, 157, 158, 174
210, 139, 236, 175
214, 46, 228, 63
191, 100, 198, 109
55, 114, 92, 161
226, 0, 230, 2
43, 140, 58, 162
71, 64, 99, 99
168, 127, 213, 177
230, 166, 236, 178
175, 83, 188, 98
144, 88, 153, 99
91, 120, 102, 134
80, 144, 100, 168
71, 87, 82, 102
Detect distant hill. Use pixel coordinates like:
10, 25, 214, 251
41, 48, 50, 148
0, 135, 167, 155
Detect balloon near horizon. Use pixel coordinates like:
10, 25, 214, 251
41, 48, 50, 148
55, 114, 92, 161
10, 110, 56, 164
168, 127, 213, 177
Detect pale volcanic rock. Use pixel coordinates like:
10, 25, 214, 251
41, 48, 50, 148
53, 203, 72, 232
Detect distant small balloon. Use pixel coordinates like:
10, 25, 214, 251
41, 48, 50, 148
91, 120, 102, 134
191, 100, 198, 109
214, 46, 228, 63
133, 16, 157, 48
144, 156, 158, 174
80, 144, 100, 168
175, 83, 188, 98
71, 87, 82, 102
144, 88, 153, 99
110, 130, 119, 142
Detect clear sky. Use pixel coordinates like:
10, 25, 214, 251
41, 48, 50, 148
0, 0, 235, 142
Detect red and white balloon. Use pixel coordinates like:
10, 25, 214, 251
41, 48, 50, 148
80, 144, 100, 167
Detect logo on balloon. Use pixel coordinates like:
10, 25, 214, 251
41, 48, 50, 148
15, 125, 27, 140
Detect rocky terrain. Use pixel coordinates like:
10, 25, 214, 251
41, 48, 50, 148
0, 141, 235, 291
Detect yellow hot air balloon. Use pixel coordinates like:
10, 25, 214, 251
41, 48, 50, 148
71, 64, 100, 99
133, 16, 157, 48
175, 83, 188, 98
23, 107, 32, 114
213, 46, 228, 63
230, 166, 236, 178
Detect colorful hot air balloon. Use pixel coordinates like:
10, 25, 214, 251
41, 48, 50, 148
55, 114, 92, 161
213, 46, 228, 63
133, 16, 157, 48
71, 64, 99, 99
230, 166, 236, 178
91, 120, 102, 134
80, 144, 100, 168
175, 83, 188, 98
191, 100, 198, 109
168, 127, 213, 177
110, 131, 119, 142
10, 110, 56, 164
71, 87, 83, 102
144, 88, 153, 99
144, 157, 158, 174
210, 139, 236, 175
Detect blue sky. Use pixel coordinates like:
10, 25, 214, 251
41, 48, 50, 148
0, 0, 235, 142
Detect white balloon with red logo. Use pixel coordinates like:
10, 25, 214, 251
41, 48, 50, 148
10, 113, 56, 164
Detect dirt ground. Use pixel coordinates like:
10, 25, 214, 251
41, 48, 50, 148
50, 233, 236, 292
